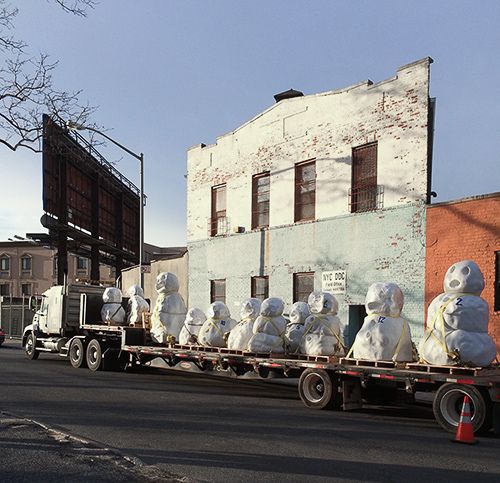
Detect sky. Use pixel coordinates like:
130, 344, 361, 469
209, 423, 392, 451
0, 0, 499, 247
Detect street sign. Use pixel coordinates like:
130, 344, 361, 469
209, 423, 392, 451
322, 270, 346, 294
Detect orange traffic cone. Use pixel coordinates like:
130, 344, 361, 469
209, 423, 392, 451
452, 395, 477, 444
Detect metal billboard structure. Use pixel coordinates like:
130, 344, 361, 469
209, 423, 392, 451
32, 115, 140, 284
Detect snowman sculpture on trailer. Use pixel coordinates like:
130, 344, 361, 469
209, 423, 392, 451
248, 297, 287, 353
101, 287, 126, 326
299, 291, 345, 356
284, 301, 311, 354
178, 308, 207, 345
150, 272, 187, 344
126, 284, 150, 326
198, 301, 237, 348
419, 260, 497, 367
227, 298, 261, 351
350, 282, 413, 362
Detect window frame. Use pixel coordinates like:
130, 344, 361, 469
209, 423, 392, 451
0, 254, 10, 273
293, 271, 315, 303
294, 159, 316, 222
21, 283, 32, 296
350, 141, 378, 213
0, 283, 10, 296
76, 256, 88, 272
251, 172, 270, 230
210, 184, 227, 237
251, 276, 269, 301
20, 254, 32, 273
210, 279, 226, 304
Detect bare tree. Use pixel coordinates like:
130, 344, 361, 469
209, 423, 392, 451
0, 0, 98, 152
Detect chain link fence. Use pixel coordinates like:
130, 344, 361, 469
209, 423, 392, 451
0, 295, 33, 338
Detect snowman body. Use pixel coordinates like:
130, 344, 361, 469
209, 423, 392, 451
101, 287, 126, 326
178, 308, 207, 345
198, 302, 237, 348
248, 298, 287, 353
126, 284, 150, 325
285, 301, 310, 354
227, 298, 261, 351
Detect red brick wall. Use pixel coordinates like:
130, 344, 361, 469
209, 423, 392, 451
426, 194, 500, 357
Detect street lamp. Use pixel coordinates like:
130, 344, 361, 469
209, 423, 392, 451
66, 121, 145, 290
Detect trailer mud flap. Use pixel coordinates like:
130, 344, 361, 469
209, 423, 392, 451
343, 379, 362, 411
493, 402, 500, 436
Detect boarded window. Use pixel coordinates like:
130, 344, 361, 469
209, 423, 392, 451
251, 276, 269, 301
351, 142, 378, 213
293, 272, 314, 303
211, 184, 227, 236
495, 251, 500, 312
252, 172, 270, 229
210, 279, 226, 304
295, 160, 316, 222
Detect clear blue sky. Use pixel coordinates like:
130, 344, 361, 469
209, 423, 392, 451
1, 0, 499, 247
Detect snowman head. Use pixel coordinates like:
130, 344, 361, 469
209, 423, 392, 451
289, 301, 311, 325
240, 298, 261, 319
155, 272, 179, 294
102, 287, 122, 304
365, 282, 404, 317
208, 301, 230, 319
260, 297, 285, 317
185, 307, 206, 327
308, 291, 339, 315
444, 260, 484, 295
127, 284, 144, 298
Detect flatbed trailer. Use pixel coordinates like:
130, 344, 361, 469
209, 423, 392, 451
118, 327, 500, 436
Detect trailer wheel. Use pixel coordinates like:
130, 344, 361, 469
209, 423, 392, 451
433, 383, 492, 434
25, 332, 39, 360
298, 368, 341, 410
69, 338, 87, 368
86, 339, 103, 372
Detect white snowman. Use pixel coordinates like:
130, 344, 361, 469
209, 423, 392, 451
248, 297, 287, 353
300, 292, 344, 356
284, 301, 310, 354
101, 287, 126, 326
126, 284, 150, 326
419, 260, 496, 367
198, 302, 237, 348
227, 298, 261, 351
150, 272, 187, 344
178, 308, 207, 345
351, 282, 413, 362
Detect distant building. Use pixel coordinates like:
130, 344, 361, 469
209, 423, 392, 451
186, 57, 435, 343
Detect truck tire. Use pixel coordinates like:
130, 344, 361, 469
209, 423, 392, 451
25, 332, 39, 360
433, 383, 492, 434
86, 339, 103, 372
69, 338, 87, 368
298, 368, 341, 410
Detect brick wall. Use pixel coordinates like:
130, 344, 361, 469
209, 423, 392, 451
425, 193, 500, 356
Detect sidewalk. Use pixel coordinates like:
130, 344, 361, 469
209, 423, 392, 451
0, 411, 187, 483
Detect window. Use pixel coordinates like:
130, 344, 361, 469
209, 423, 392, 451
21, 283, 32, 296
350, 142, 379, 213
76, 257, 88, 271
0, 255, 10, 272
0, 284, 9, 296
252, 172, 270, 229
293, 272, 314, 303
294, 160, 316, 222
495, 251, 500, 312
53, 257, 58, 276
251, 276, 269, 301
21, 255, 32, 272
210, 184, 227, 236
210, 279, 226, 304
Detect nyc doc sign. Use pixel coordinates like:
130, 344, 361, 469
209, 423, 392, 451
322, 270, 346, 294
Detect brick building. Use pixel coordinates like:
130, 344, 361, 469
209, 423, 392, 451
187, 57, 435, 343
425, 192, 500, 356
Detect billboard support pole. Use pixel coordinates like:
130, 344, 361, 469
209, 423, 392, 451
139, 153, 144, 290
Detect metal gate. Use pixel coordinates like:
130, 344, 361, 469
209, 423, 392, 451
0, 296, 33, 337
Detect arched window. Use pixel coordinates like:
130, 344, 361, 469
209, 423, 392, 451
0, 254, 10, 272
20, 254, 32, 273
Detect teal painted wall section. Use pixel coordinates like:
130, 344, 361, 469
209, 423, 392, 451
188, 202, 427, 343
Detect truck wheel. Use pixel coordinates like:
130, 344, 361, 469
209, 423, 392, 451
25, 333, 39, 360
69, 338, 87, 368
86, 339, 103, 372
298, 368, 341, 410
433, 383, 492, 434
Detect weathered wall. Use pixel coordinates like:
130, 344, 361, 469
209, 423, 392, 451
189, 202, 427, 341
425, 193, 500, 356
187, 58, 432, 242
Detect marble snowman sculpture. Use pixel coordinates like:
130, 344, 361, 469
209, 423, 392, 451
419, 260, 497, 367
248, 297, 287, 353
101, 287, 126, 326
198, 302, 237, 347
351, 282, 413, 362
227, 298, 262, 351
178, 308, 207, 345
126, 284, 150, 326
150, 272, 187, 344
284, 302, 310, 354
300, 292, 344, 356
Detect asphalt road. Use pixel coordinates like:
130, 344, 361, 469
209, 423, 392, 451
1, 340, 499, 483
